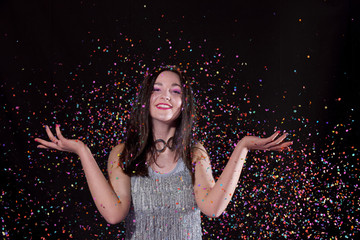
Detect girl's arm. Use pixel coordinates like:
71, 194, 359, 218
193, 131, 292, 218
35, 125, 131, 224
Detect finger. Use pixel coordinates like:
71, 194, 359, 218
37, 144, 61, 150
269, 141, 293, 151
37, 144, 50, 149
55, 124, 66, 141
34, 137, 50, 145
45, 125, 58, 143
35, 137, 59, 149
264, 133, 288, 148
267, 131, 280, 141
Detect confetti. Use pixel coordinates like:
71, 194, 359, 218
1, 1, 358, 239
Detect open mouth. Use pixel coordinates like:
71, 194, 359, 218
156, 103, 172, 109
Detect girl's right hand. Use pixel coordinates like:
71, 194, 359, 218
35, 125, 86, 155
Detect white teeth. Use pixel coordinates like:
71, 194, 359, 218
157, 104, 171, 108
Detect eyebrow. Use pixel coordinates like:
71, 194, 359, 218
154, 82, 181, 88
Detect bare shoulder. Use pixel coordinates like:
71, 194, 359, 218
107, 143, 131, 208
108, 143, 125, 169
192, 142, 214, 189
191, 142, 210, 164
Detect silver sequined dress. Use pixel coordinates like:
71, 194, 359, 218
125, 158, 202, 239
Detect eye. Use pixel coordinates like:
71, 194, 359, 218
152, 87, 161, 92
172, 89, 182, 94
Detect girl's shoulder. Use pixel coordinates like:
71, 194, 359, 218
108, 143, 125, 167
191, 142, 209, 164
191, 141, 206, 152
111, 142, 125, 153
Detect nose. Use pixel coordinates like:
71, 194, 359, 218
160, 91, 171, 101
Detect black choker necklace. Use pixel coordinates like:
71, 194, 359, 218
154, 137, 175, 153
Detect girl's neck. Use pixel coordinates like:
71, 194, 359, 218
151, 120, 177, 141
148, 121, 178, 169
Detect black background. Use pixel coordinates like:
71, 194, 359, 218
1, 0, 360, 239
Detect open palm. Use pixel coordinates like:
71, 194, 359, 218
35, 125, 85, 155
241, 131, 292, 152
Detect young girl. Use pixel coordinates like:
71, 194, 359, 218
35, 66, 292, 239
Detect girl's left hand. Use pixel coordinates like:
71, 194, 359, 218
239, 131, 293, 152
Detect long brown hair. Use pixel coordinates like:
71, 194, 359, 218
121, 65, 197, 178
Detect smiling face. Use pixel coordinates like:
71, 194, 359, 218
149, 70, 183, 125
